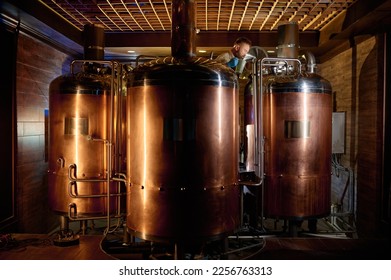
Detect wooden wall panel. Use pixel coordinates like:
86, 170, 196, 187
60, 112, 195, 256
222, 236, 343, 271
319, 36, 386, 237
15, 34, 73, 233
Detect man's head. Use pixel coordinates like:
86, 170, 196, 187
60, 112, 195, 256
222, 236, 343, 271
232, 37, 252, 59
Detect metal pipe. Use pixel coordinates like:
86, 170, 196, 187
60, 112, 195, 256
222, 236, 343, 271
252, 58, 262, 179
276, 22, 299, 60
67, 203, 120, 221
68, 164, 108, 183
171, 0, 196, 58
135, 55, 158, 66
67, 181, 123, 198
299, 50, 317, 73
83, 24, 105, 60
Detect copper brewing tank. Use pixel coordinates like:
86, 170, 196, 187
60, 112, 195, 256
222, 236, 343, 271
262, 72, 332, 219
126, 0, 240, 242
262, 22, 332, 219
48, 24, 125, 218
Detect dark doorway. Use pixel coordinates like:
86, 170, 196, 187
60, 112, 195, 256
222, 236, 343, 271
0, 23, 17, 230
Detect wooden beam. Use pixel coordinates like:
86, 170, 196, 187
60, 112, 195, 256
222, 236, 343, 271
105, 30, 319, 49
315, 0, 391, 61
3, 0, 391, 61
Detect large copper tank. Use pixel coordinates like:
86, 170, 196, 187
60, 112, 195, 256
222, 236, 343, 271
261, 22, 333, 220
126, 58, 240, 242
48, 24, 125, 218
126, 0, 240, 243
262, 72, 332, 219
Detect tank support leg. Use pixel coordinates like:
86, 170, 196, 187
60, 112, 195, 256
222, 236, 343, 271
308, 218, 317, 233
60, 216, 69, 231
288, 220, 302, 237
80, 220, 88, 235
174, 242, 185, 260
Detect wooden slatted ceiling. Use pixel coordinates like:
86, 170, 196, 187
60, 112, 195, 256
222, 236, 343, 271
38, 0, 356, 32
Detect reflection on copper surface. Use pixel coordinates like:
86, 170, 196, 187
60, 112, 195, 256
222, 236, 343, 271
48, 68, 124, 217
126, 75, 240, 242
263, 75, 332, 219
